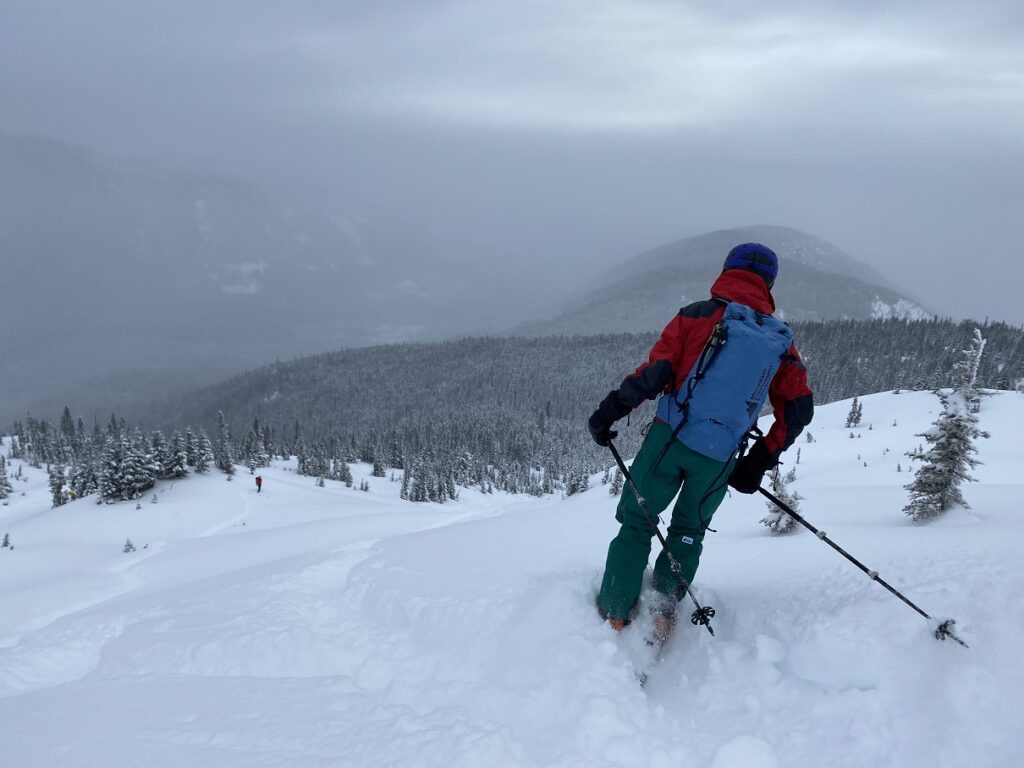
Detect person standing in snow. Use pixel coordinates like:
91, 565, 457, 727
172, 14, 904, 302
255, 475, 263, 494
588, 243, 813, 635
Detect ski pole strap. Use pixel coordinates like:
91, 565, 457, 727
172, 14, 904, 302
737, 426, 764, 460
757, 486, 968, 648
649, 315, 731, 482
670, 321, 727, 431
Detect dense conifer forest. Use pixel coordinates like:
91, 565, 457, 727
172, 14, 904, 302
8, 318, 1022, 504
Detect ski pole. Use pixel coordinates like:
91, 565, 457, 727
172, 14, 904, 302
608, 440, 716, 636
758, 486, 968, 648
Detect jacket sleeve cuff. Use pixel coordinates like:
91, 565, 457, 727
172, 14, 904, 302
597, 390, 633, 422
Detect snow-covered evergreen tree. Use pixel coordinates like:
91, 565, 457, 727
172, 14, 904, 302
184, 428, 199, 467
194, 430, 213, 473
99, 434, 128, 502
68, 439, 100, 499
215, 411, 235, 475
400, 462, 410, 499
564, 465, 589, 496
386, 433, 404, 470
0, 456, 12, 500
845, 397, 860, 428
609, 467, 624, 496
904, 333, 992, 523
59, 406, 75, 444
359, 433, 376, 465
903, 389, 988, 522
150, 431, 168, 479
443, 463, 457, 501
954, 328, 987, 414
240, 418, 270, 470
408, 456, 428, 502
124, 431, 157, 500
336, 459, 353, 487
99, 431, 156, 503
298, 444, 329, 478
166, 432, 189, 479
761, 466, 801, 534
49, 463, 67, 507
399, 452, 457, 503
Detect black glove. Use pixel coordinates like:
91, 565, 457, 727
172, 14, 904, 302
588, 390, 631, 447
588, 412, 618, 447
728, 439, 778, 494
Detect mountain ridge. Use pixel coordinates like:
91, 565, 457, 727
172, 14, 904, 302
514, 225, 931, 336
0, 133, 492, 420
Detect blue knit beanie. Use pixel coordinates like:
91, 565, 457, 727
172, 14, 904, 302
722, 243, 778, 289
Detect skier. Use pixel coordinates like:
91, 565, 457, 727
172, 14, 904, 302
255, 475, 263, 494
588, 243, 813, 638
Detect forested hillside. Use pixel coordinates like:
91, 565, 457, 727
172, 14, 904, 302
12, 318, 1019, 504
120, 318, 1021, 497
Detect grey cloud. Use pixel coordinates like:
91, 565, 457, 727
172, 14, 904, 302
0, 0, 1021, 327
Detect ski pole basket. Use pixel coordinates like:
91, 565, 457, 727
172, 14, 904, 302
758, 486, 968, 648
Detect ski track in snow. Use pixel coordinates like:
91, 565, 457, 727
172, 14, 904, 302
0, 391, 1022, 767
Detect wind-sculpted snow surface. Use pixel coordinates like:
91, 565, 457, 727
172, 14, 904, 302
0, 392, 1021, 767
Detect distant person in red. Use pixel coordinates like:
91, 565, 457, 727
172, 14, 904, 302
255, 475, 263, 494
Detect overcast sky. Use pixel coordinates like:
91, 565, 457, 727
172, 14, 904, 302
2, 0, 1023, 322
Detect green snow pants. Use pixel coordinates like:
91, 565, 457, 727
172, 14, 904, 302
597, 421, 735, 622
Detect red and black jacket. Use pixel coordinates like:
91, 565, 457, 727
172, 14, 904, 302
610, 270, 813, 456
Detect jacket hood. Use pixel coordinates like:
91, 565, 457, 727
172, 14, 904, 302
710, 269, 776, 315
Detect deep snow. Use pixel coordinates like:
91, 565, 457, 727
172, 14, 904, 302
1, 391, 1022, 768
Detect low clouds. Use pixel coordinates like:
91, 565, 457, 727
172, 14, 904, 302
1, 0, 1022, 322
6, 1, 1019, 143
307, 1, 1023, 138
336, 4, 946, 130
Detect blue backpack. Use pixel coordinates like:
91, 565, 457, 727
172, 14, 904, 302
655, 301, 793, 462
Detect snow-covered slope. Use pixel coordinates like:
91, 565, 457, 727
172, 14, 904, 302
1, 392, 1021, 767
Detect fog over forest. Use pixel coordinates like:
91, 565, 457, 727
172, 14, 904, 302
1, 1, 1021, 420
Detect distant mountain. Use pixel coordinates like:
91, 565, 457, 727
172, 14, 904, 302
513, 226, 931, 336
0, 135, 489, 420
